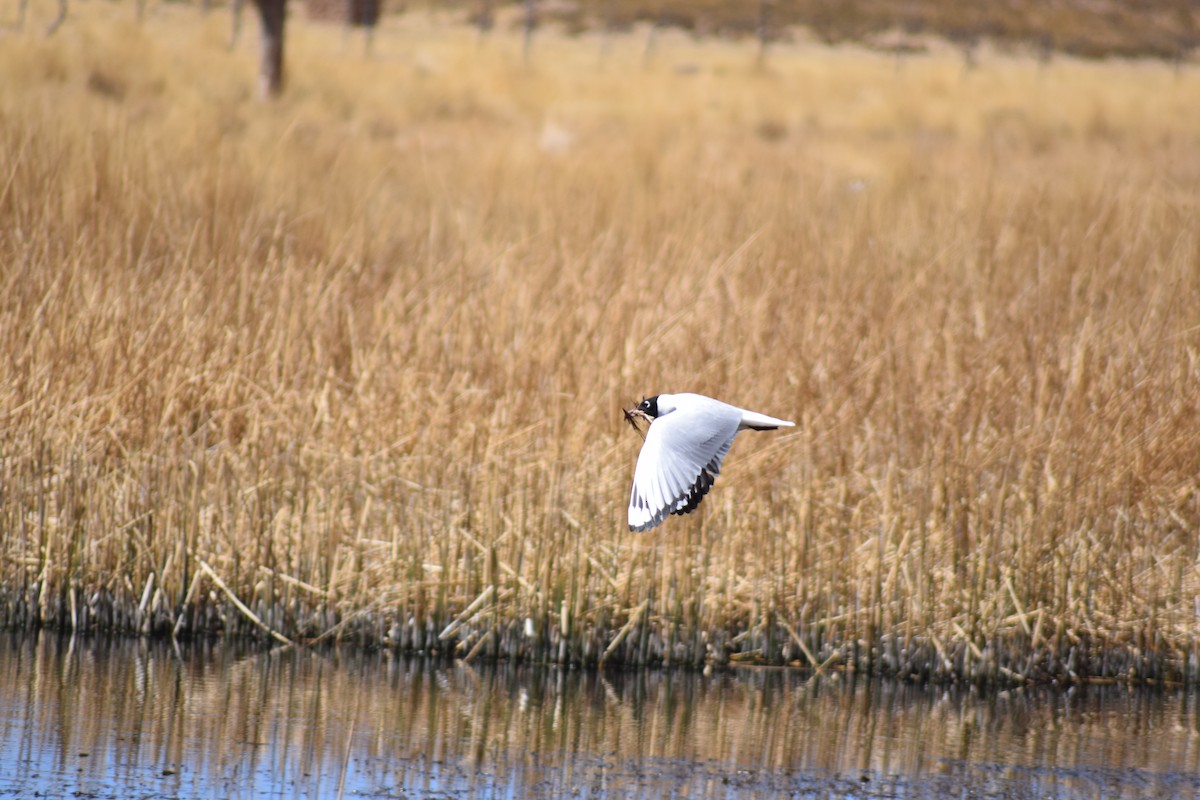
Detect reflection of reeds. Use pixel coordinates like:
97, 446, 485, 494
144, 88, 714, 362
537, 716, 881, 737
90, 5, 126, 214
3, 633, 1198, 797
1, 6, 1199, 683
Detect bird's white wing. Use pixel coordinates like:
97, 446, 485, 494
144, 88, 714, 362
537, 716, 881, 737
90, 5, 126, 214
628, 404, 740, 532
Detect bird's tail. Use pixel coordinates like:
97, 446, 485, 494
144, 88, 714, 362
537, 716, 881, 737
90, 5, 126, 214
739, 410, 796, 431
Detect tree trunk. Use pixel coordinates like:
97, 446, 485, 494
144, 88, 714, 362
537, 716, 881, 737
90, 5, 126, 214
756, 0, 769, 67
43, 0, 66, 36
229, 0, 244, 49
251, 0, 286, 98
522, 0, 535, 62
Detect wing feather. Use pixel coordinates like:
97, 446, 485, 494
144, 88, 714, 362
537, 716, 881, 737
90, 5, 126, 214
627, 402, 741, 532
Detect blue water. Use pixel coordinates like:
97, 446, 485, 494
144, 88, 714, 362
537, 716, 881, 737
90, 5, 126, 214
1, 632, 1197, 799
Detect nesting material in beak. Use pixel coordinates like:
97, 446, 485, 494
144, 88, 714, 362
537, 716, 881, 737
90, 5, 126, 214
623, 406, 649, 440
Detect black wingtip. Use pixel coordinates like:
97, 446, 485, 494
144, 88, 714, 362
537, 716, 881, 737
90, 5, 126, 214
671, 468, 716, 517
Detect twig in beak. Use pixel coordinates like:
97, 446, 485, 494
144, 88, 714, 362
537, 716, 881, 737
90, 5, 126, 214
623, 406, 647, 441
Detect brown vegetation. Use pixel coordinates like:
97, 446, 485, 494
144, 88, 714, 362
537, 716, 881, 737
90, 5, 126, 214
1, 4, 1199, 683
520, 0, 1199, 61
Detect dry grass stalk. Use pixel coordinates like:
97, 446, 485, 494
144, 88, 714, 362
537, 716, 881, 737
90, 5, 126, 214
197, 558, 293, 645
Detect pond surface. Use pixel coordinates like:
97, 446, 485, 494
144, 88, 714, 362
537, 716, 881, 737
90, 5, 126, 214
1, 632, 1198, 799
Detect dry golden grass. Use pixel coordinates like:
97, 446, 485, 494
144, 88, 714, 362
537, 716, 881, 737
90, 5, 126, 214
2, 4, 1199, 682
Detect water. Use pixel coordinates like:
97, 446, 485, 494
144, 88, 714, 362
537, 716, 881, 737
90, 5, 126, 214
1, 632, 1198, 799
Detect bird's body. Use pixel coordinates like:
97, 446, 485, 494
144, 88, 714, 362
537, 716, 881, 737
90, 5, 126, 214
626, 393, 793, 532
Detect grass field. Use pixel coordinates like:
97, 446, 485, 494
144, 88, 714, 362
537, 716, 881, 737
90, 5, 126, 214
2, 3, 1199, 682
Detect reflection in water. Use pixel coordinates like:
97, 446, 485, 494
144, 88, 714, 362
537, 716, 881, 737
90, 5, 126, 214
1, 632, 1198, 799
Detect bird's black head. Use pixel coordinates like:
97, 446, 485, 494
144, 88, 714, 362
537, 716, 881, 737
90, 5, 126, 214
637, 396, 660, 419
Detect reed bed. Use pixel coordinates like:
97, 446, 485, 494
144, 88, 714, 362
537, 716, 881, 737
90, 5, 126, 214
2, 5, 1199, 683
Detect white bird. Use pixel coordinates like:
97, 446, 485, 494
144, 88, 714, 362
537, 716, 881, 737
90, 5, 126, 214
625, 393, 794, 532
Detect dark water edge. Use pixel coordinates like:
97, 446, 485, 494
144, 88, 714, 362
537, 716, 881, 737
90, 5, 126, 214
5, 587, 1199, 685
2, 632, 1200, 799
